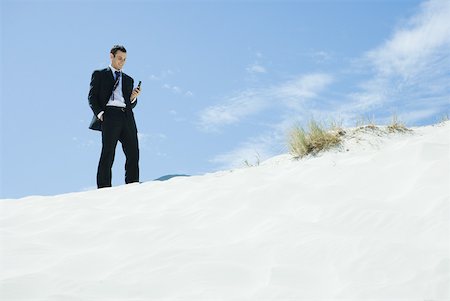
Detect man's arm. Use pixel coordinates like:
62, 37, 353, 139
130, 78, 140, 109
88, 70, 103, 118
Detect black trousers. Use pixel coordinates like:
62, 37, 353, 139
97, 107, 139, 188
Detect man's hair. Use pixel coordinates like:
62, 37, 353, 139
110, 45, 127, 56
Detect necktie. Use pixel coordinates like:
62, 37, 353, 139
112, 71, 121, 100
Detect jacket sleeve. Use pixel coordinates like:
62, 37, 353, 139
88, 70, 102, 116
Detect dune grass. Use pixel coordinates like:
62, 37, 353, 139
356, 115, 377, 130
288, 114, 416, 159
438, 113, 449, 124
387, 115, 410, 133
288, 120, 342, 158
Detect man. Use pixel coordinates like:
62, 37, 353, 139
88, 45, 141, 188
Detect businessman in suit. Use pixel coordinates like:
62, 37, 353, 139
88, 45, 141, 188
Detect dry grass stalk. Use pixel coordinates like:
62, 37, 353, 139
289, 120, 342, 158
438, 113, 449, 124
387, 115, 410, 133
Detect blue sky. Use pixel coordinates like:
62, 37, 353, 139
1, 0, 449, 199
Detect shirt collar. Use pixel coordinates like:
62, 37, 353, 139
109, 64, 122, 75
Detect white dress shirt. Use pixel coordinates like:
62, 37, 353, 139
107, 65, 126, 108
97, 65, 137, 120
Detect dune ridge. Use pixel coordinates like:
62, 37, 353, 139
1, 122, 449, 300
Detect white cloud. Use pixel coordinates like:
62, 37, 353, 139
210, 133, 282, 170
312, 51, 332, 63
210, 146, 261, 170
198, 73, 333, 131
199, 90, 267, 131
246, 52, 267, 75
277, 74, 334, 110
137, 132, 167, 151
246, 63, 267, 74
163, 83, 190, 95
367, 0, 450, 78
398, 108, 443, 124
351, 0, 450, 121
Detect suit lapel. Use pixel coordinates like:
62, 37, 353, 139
121, 74, 127, 96
122, 74, 132, 108
106, 67, 114, 83
105, 67, 115, 95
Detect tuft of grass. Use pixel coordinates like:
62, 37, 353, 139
244, 152, 261, 167
288, 120, 342, 158
387, 114, 410, 133
438, 113, 449, 124
356, 115, 377, 130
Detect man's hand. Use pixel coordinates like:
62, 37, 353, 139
131, 86, 141, 102
97, 111, 104, 121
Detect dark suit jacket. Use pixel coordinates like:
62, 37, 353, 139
88, 67, 138, 131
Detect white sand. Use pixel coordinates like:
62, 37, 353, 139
1, 122, 449, 301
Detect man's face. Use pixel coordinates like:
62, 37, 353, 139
110, 50, 127, 70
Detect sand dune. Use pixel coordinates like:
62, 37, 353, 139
1, 122, 449, 300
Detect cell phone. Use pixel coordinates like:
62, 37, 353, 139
137, 81, 142, 89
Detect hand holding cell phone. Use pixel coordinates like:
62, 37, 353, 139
131, 81, 142, 101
